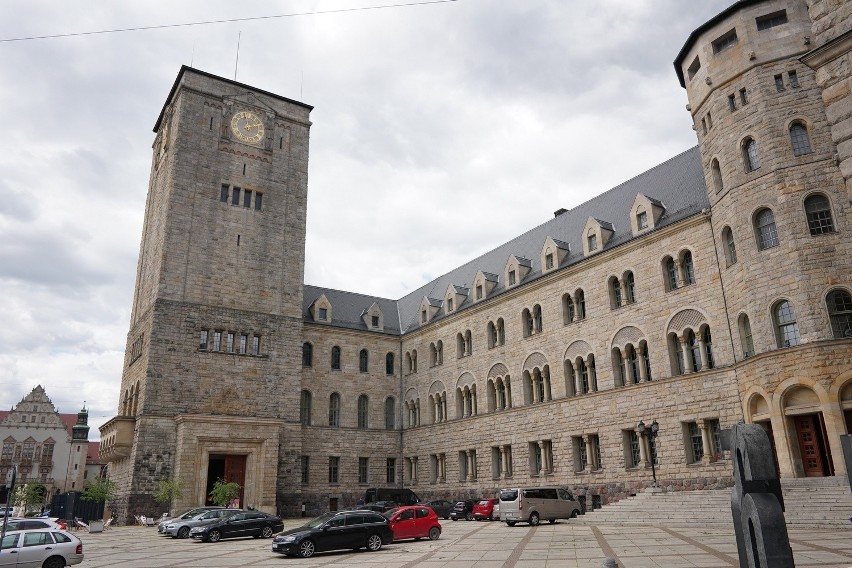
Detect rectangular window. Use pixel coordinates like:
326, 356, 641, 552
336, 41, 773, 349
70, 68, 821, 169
226, 333, 234, 353
788, 70, 799, 88
386, 458, 396, 484
254, 192, 263, 210
590, 435, 601, 470
328, 456, 340, 484
243, 189, 252, 208
239, 334, 247, 354
587, 234, 598, 251
251, 335, 260, 355
447, 298, 453, 312
756, 10, 787, 31
739, 88, 748, 105
637, 211, 648, 229
775, 74, 785, 92
231, 187, 241, 206
728, 94, 736, 111
545, 253, 554, 270
574, 437, 587, 472
712, 28, 738, 54
220, 184, 229, 202
371, 315, 379, 327
476, 285, 483, 300
709, 419, 721, 461
421, 310, 427, 323
212, 331, 222, 351
358, 457, 369, 484
686, 56, 701, 80
687, 422, 704, 464
318, 308, 327, 320
301, 456, 310, 483
199, 330, 208, 350
626, 430, 641, 468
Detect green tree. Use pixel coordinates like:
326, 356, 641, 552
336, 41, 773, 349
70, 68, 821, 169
154, 478, 184, 505
13, 481, 46, 512
81, 476, 117, 504
208, 478, 240, 507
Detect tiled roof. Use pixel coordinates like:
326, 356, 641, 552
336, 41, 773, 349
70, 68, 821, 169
0, 410, 80, 439
305, 146, 708, 335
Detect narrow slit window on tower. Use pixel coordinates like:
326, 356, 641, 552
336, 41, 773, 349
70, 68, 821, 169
220, 184, 229, 203
774, 74, 785, 92
788, 70, 799, 88
237, 234, 241, 246
728, 94, 736, 112
210, 116, 214, 130
255, 192, 263, 210
279, 137, 283, 149
242, 163, 246, 175
739, 88, 748, 105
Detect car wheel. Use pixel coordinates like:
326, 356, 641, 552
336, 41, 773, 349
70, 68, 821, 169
177, 526, 190, 539
428, 527, 441, 540
366, 533, 383, 552
207, 529, 221, 543
506, 521, 516, 527
444, 515, 450, 520
42, 557, 65, 568
451, 517, 457, 521
465, 512, 473, 521
570, 509, 578, 519
261, 526, 273, 538
298, 539, 315, 558
529, 512, 540, 526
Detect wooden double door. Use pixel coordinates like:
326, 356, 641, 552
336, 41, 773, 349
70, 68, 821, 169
793, 413, 833, 477
206, 454, 247, 506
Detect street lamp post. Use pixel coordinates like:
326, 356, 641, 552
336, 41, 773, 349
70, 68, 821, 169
1, 464, 17, 552
637, 420, 659, 486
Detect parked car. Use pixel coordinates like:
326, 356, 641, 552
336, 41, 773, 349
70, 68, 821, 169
163, 508, 237, 538
384, 505, 441, 541
189, 511, 283, 542
449, 499, 479, 521
364, 487, 420, 506
0, 529, 83, 568
499, 487, 581, 526
491, 501, 500, 520
359, 500, 398, 513
271, 510, 393, 558
472, 498, 499, 521
1, 517, 64, 531
158, 506, 226, 534
418, 499, 453, 520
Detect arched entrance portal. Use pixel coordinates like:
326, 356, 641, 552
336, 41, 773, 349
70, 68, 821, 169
783, 386, 834, 477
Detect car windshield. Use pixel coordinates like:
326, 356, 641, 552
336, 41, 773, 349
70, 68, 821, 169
303, 512, 336, 529
381, 508, 399, 519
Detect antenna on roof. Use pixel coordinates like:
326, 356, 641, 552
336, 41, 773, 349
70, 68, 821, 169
234, 31, 241, 81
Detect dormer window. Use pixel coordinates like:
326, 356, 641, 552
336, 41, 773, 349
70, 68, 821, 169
371, 315, 379, 327
421, 310, 427, 323
637, 211, 648, 230
587, 233, 598, 252
447, 298, 454, 312
509, 271, 516, 285
545, 253, 554, 270
318, 308, 327, 321
476, 285, 483, 300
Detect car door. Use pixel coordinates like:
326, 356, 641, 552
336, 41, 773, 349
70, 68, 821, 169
13, 531, 55, 568
314, 514, 349, 552
0, 533, 20, 568
219, 512, 247, 538
414, 507, 432, 537
392, 509, 415, 540
241, 512, 265, 536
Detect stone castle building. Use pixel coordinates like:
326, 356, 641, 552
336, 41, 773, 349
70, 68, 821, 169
100, 0, 852, 521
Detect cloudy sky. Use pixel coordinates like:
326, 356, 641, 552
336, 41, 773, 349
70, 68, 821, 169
0, 0, 733, 436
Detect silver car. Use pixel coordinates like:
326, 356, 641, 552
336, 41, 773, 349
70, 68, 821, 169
158, 507, 225, 533
162, 508, 238, 538
0, 529, 83, 568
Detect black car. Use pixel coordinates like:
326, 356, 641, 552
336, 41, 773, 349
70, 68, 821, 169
419, 499, 453, 520
449, 499, 479, 521
271, 510, 393, 558
359, 500, 398, 513
189, 511, 283, 542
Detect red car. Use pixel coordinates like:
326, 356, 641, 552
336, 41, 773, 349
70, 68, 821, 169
472, 498, 499, 521
384, 505, 442, 541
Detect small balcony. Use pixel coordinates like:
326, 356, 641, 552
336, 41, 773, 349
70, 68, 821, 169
98, 416, 136, 462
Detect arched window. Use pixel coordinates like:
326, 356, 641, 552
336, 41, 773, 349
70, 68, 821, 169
357, 395, 369, 429
328, 393, 340, 427
664, 256, 678, 291
711, 158, 723, 193
386, 352, 395, 375
687, 329, 701, 371
563, 293, 575, 324
302, 342, 313, 367
299, 390, 312, 426
359, 349, 368, 373
669, 333, 684, 375
411, 350, 417, 372
612, 349, 624, 387
743, 137, 760, 172
465, 330, 472, 355
774, 300, 801, 347
331, 346, 341, 370
533, 305, 543, 333
497, 319, 505, 346
681, 251, 695, 285
577, 359, 589, 394
738, 314, 755, 358
722, 227, 737, 266
436, 340, 443, 363
789, 122, 812, 156
576, 290, 586, 319
610, 277, 622, 308
827, 289, 852, 338
703, 327, 714, 369
754, 208, 779, 250
430, 343, 438, 366
627, 346, 641, 384
625, 272, 635, 304
522, 309, 533, 337
457, 333, 465, 357
804, 194, 834, 235
496, 380, 506, 410
384, 397, 396, 430
487, 322, 497, 348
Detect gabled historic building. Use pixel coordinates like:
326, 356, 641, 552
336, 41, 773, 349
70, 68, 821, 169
0, 386, 98, 504
101, 0, 851, 522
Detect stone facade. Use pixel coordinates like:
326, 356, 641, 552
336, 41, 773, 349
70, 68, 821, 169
102, 0, 852, 523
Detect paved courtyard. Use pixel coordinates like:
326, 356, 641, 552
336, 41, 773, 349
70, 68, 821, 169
76, 518, 852, 567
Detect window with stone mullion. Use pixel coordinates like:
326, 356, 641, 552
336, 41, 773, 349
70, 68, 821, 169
828, 290, 852, 338
688, 422, 703, 463
628, 431, 641, 468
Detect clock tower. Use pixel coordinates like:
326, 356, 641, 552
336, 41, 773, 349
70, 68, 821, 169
100, 67, 313, 520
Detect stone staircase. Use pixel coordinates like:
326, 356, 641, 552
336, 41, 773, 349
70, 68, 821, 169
572, 477, 852, 529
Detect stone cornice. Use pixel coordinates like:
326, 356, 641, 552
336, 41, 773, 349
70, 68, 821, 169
800, 29, 852, 69
174, 414, 285, 427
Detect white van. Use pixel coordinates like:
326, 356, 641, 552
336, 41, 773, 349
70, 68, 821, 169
498, 487, 581, 526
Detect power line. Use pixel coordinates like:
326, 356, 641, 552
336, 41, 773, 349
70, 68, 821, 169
0, 0, 458, 43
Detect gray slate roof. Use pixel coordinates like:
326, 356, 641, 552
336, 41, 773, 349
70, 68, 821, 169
304, 146, 708, 335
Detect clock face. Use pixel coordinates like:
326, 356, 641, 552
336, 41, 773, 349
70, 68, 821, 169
230, 110, 265, 144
